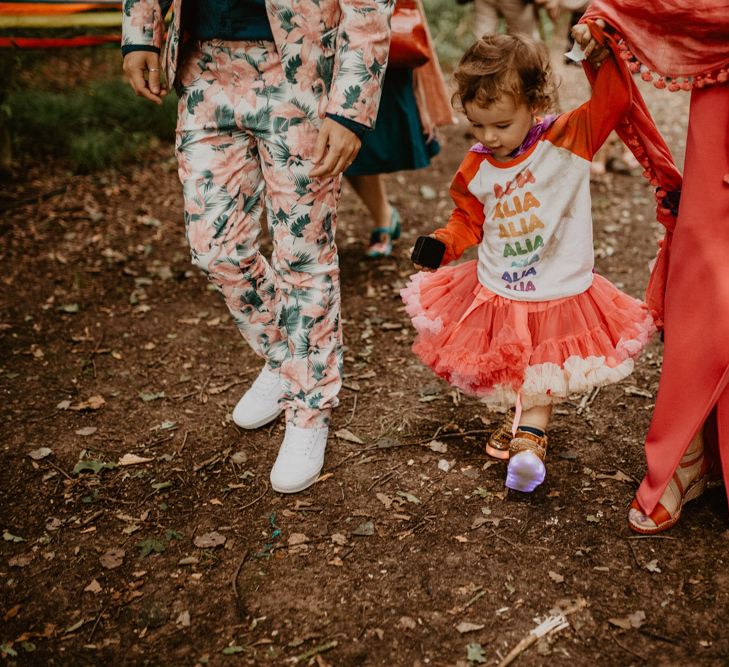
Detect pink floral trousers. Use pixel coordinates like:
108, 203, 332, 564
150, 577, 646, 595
175, 40, 343, 428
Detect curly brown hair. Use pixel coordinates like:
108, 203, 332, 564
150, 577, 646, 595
453, 33, 558, 114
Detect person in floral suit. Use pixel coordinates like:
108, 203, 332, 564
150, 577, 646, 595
122, 0, 393, 493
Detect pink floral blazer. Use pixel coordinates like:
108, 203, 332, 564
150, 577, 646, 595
122, 0, 394, 128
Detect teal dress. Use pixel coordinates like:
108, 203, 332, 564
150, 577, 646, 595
345, 67, 440, 176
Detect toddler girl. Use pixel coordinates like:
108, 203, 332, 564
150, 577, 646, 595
401, 28, 655, 493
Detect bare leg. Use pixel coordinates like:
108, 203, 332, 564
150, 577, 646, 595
346, 174, 392, 230
518, 404, 552, 431
346, 173, 400, 256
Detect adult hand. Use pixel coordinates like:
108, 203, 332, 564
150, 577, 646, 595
123, 51, 167, 105
571, 19, 609, 66
310, 118, 362, 179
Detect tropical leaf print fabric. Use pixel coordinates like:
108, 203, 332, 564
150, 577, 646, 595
176, 41, 344, 428
121, 0, 394, 129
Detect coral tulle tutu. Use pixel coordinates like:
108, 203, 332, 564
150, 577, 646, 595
401, 260, 656, 410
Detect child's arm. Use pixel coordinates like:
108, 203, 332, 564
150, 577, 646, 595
548, 21, 633, 160
431, 153, 486, 265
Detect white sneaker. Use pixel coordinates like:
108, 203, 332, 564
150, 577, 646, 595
270, 423, 328, 493
232, 365, 283, 429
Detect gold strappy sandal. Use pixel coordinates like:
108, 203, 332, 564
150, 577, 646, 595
484, 410, 515, 460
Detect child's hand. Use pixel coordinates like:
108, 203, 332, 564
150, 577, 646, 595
409, 234, 439, 273
571, 20, 608, 66
412, 262, 437, 273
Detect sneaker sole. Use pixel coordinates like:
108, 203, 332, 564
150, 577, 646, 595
505, 451, 546, 493
485, 444, 510, 460
232, 407, 283, 430
270, 470, 321, 494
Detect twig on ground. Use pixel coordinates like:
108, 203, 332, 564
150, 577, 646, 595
366, 462, 404, 492
492, 532, 521, 550
340, 545, 356, 560
460, 588, 487, 613
343, 393, 358, 427
81, 510, 104, 526
176, 431, 189, 456
638, 627, 679, 645
232, 550, 249, 600
333, 429, 493, 471
577, 387, 600, 415
610, 630, 647, 662
193, 453, 222, 472
615, 466, 641, 484
237, 481, 269, 511
623, 538, 642, 568
47, 460, 73, 481
207, 379, 247, 395
498, 598, 587, 667
88, 606, 105, 642
397, 514, 436, 541
292, 640, 338, 663
406, 429, 490, 447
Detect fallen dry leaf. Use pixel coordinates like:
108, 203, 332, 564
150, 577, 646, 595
99, 548, 125, 570
8, 553, 34, 568
352, 521, 374, 537
624, 385, 653, 398
596, 470, 633, 483
118, 453, 154, 466
288, 533, 309, 546
3, 604, 20, 621
70, 395, 106, 411
628, 611, 646, 628
334, 428, 364, 444
84, 579, 102, 594
230, 451, 248, 465
608, 611, 645, 630
28, 447, 53, 460
645, 559, 661, 573
456, 621, 485, 634
193, 531, 226, 549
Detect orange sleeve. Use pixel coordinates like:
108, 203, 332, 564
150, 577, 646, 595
545, 25, 633, 160
432, 152, 486, 264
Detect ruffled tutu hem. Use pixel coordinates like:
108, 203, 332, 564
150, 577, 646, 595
401, 260, 656, 410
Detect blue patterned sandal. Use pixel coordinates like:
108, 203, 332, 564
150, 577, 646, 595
366, 207, 401, 258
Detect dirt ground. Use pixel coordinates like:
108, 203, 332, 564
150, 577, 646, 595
2, 52, 728, 667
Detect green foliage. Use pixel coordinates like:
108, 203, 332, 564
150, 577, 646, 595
422, 0, 476, 67
421, 0, 561, 67
7, 78, 177, 172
